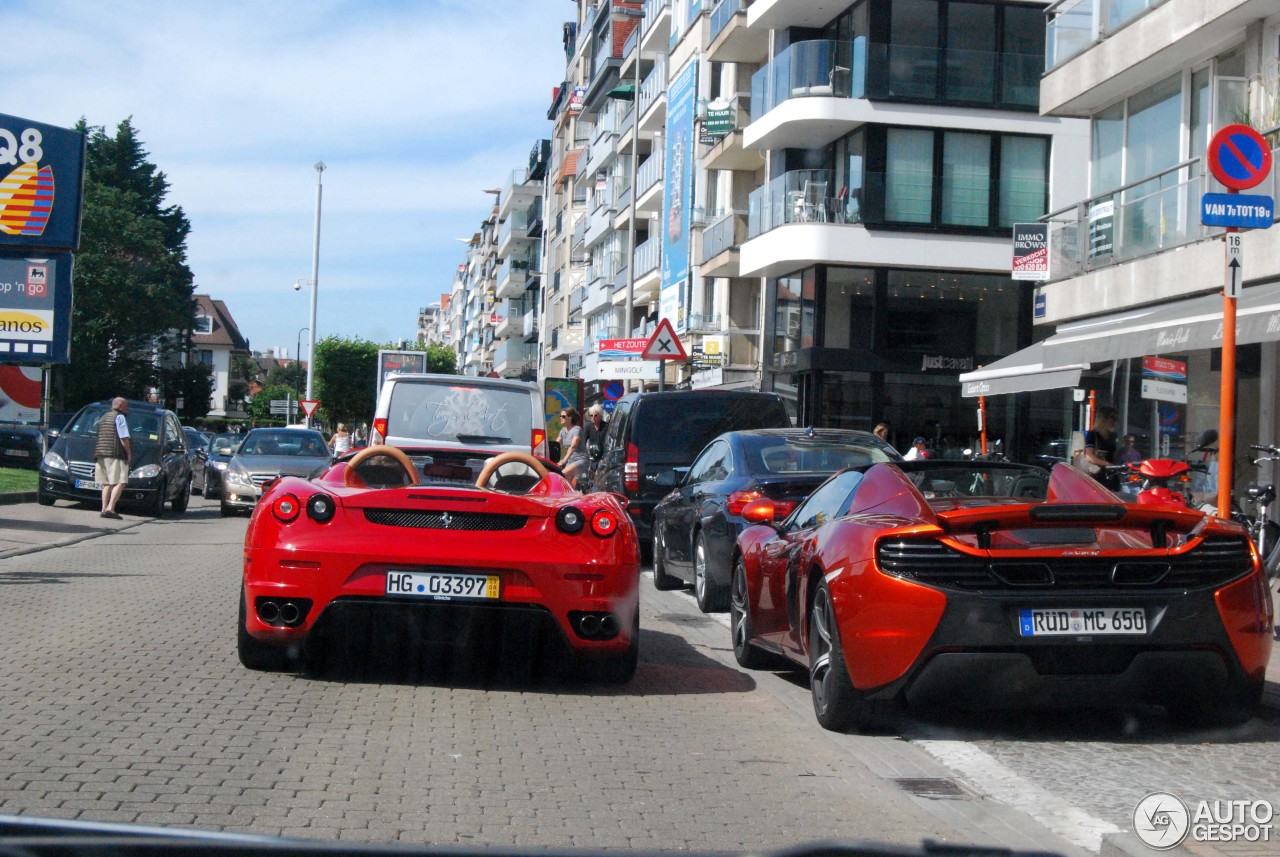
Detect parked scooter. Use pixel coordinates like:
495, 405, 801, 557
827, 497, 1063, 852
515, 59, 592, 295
1111, 433, 1217, 509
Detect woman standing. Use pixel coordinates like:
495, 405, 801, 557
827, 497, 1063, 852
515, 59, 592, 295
557, 408, 590, 486
328, 422, 352, 456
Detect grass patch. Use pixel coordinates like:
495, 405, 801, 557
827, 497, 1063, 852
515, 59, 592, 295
0, 467, 38, 495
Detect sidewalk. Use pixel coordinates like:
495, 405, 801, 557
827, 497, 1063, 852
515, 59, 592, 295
0, 494, 144, 558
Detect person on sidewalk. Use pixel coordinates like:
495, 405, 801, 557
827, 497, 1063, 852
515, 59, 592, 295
95, 397, 132, 519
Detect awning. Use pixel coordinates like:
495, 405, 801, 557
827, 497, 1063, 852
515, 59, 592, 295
1043, 281, 1280, 366
958, 342, 1088, 398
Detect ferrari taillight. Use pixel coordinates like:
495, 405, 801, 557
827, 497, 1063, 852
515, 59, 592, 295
271, 493, 301, 523
372, 417, 388, 444
306, 493, 336, 523
624, 442, 639, 492
532, 427, 547, 456
726, 490, 763, 517
590, 509, 618, 537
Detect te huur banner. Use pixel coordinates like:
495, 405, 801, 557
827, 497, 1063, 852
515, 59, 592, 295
0, 114, 86, 252
1011, 223, 1049, 281
0, 252, 74, 364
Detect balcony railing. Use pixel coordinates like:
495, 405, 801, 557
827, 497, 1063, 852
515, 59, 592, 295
748, 169, 839, 238
636, 150, 663, 197
523, 309, 539, 341
709, 0, 746, 45
638, 56, 668, 117
750, 39, 1040, 121
701, 211, 746, 261
686, 312, 721, 332
569, 285, 586, 313
642, 0, 670, 37
635, 235, 659, 277
1046, 0, 1163, 70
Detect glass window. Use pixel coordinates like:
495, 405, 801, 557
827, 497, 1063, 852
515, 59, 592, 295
1189, 67, 1211, 180
1092, 102, 1124, 195
889, 0, 939, 99
886, 128, 934, 222
1125, 73, 1181, 182
999, 136, 1048, 226
193, 314, 213, 334
686, 441, 730, 484
945, 3, 994, 104
1001, 5, 1044, 107
790, 469, 864, 531
942, 132, 990, 226
773, 270, 816, 354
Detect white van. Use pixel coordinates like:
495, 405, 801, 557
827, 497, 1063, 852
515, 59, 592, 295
370, 373, 548, 457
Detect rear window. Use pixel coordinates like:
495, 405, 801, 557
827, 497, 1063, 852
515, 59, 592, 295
387, 381, 533, 446
635, 396, 788, 462
743, 436, 897, 475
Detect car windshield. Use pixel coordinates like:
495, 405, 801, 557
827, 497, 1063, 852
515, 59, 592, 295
386, 382, 530, 445
64, 406, 162, 443
744, 436, 897, 474
238, 430, 328, 457
898, 461, 1050, 499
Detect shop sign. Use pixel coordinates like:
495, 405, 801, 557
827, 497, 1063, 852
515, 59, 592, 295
1034, 292, 1046, 319
919, 354, 975, 372
0, 252, 73, 363
1011, 223, 1050, 281
568, 87, 586, 114
0, 114, 86, 252
1088, 200, 1114, 258
1142, 356, 1187, 382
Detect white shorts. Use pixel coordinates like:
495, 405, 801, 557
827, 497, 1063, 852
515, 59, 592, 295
95, 457, 129, 485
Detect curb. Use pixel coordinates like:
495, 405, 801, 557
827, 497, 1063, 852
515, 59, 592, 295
0, 492, 35, 506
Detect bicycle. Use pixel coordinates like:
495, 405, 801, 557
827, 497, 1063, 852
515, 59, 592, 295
1242, 444, 1280, 587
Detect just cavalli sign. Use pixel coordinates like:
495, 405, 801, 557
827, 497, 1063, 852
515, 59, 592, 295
920, 354, 975, 372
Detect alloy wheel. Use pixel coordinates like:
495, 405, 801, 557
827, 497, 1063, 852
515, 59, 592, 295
810, 587, 835, 715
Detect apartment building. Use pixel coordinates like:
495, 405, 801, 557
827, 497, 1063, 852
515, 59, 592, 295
996, 0, 1280, 484
491, 141, 550, 380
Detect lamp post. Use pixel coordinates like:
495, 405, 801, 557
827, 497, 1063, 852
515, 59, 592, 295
305, 162, 325, 409
295, 327, 309, 402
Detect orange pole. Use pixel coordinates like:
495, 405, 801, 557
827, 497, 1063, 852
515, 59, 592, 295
979, 395, 987, 455
1217, 225, 1238, 518
1088, 390, 1097, 430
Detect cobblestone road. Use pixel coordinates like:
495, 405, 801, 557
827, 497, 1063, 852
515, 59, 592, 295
0, 505, 1276, 856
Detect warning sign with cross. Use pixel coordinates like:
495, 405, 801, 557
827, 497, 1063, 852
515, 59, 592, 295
641, 318, 688, 360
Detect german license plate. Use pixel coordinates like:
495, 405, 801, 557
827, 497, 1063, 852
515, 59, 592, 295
385, 570, 499, 601
4, 448, 29, 457
75, 478, 103, 491
1019, 607, 1146, 636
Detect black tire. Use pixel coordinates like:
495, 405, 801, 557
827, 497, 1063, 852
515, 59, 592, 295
171, 476, 191, 514
36, 486, 54, 507
220, 499, 234, 517
693, 532, 730, 613
237, 587, 294, 672
1168, 678, 1262, 728
652, 530, 684, 591
730, 557, 772, 670
809, 578, 887, 732
148, 480, 166, 518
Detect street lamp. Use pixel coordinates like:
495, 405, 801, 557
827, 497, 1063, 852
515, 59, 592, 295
295, 326, 309, 402
303, 162, 325, 415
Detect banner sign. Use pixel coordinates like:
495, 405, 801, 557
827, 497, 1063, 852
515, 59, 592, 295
0, 252, 73, 364
0, 115, 85, 252
662, 59, 698, 333
1142, 356, 1187, 382
598, 337, 648, 358
1011, 223, 1049, 281
700, 106, 734, 145
1088, 200, 1114, 258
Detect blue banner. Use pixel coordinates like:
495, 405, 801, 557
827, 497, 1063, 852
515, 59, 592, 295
1200, 192, 1274, 229
662, 59, 698, 333
0, 251, 74, 364
0, 114, 86, 252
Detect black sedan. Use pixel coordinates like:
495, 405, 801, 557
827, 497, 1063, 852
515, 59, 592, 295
0, 423, 45, 470
652, 428, 902, 612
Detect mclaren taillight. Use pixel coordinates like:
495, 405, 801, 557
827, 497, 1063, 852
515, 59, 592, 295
372, 417, 388, 444
726, 490, 763, 517
590, 509, 619, 537
624, 442, 639, 492
532, 427, 547, 456
271, 493, 301, 523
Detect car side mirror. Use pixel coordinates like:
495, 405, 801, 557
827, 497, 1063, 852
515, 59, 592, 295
655, 470, 679, 488
47, 428, 59, 440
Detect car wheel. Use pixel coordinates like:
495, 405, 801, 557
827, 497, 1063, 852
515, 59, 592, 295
693, 532, 729, 613
809, 578, 887, 733
220, 499, 234, 517
652, 529, 684, 591
730, 557, 772, 670
36, 486, 54, 507
237, 587, 294, 672
171, 476, 191, 514
1168, 678, 1262, 728
149, 480, 166, 518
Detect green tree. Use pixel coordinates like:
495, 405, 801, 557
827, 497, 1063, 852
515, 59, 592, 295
158, 360, 214, 422
52, 118, 195, 408
314, 336, 380, 427
426, 341, 457, 374
266, 361, 306, 395
245, 383, 297, 425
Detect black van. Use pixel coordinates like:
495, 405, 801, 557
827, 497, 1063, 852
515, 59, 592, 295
589, 390, 791, 544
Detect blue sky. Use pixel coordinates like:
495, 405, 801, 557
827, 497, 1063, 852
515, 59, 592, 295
5, 0, 566, 359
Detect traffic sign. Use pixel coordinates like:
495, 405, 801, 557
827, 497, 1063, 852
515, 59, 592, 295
1207, 124, 1273, 190
641, 318, 688, 361
603, 380, 625, 400
1226, 233, 1243, 297
1200, 192, 1274, 228
300, 399, 320, 417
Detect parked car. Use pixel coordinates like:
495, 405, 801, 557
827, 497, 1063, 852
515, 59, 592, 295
730, 459, 1271, 732
369, 373, 547, 457
589, 390, 792, 547
220, 428, 332, 516
182, 426, 210, 495
652, 428, 901, 612
37, 400, 193, 515
238, 446, 639, 682
203, 433, 241, 500
0, 422, 45, 470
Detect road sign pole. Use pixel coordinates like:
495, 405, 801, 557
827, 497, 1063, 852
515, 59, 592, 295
1218, 215, 1239, 518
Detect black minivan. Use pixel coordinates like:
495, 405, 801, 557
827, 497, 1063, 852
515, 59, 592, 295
37, 399, 194, 515
589, 390, 791, 546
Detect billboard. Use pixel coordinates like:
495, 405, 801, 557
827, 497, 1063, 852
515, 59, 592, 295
0, 253, 73, 364
662, 59, 698, 333
0, 364, 42, 422
0, 114, 86, 252
376, 349, 428, 402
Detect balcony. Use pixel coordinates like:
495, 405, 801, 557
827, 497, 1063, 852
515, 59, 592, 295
525, 196, 544, 239
494, 299, 525, 339
497, 210, 530, 257
550, 324, 585, 359
640, 0, 671, 54
747, 169, 840, 238
523, 309, 539, 342
494, 340, 536, 375
495, 258, 529, 300
701, 98, 763, 173
569, 285, 586, 313
707, 0, 766, 64
637, 56, 668, 134
635, 235, 659, 279
499, 169, 541, 220
583, 282, 613, 317
585, 191, 617, 248
686, 312, 721, 333
635, 151, 664, 216
701, 211, 746, 277
1045, 0, 1164, 71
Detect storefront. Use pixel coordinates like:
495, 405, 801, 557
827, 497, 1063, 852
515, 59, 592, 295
764, 264, 1058, 457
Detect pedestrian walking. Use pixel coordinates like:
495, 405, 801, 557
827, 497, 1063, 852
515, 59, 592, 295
328, 423, 352, 456
95, 396, 132, 519
873, 422, 890, 442
557, 407, 591, 486
584, 404, 608, 464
